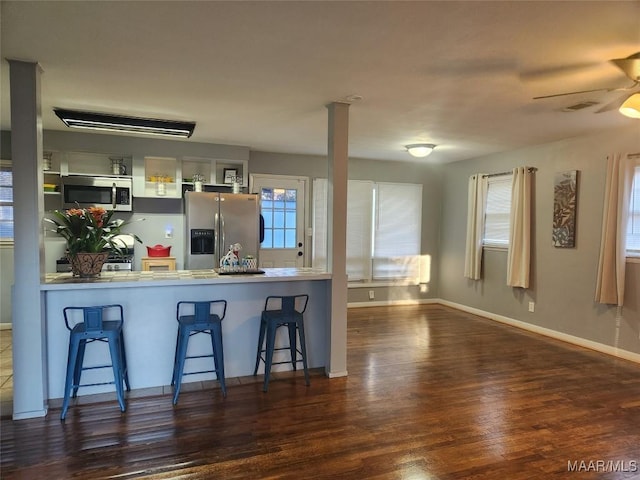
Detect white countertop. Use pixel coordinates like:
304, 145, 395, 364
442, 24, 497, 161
42, 267, 332, 291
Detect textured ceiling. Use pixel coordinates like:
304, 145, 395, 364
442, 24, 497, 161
1, 1, 639, 163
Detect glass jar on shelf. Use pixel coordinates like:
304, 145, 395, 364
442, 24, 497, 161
156, 176, 166, 196
43, 152, 52, 171
192, 173, 205, 192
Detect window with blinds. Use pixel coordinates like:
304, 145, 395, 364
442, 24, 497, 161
372, 182, 422, 280
483, 176, 512, 247
0, 162, 13, 242
312, 179, 422, 283
627, 165, 640, 256
312, 178, 328, 271
346, 180, 374, 281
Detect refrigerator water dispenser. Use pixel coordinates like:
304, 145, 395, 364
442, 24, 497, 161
190, 229, 214, 255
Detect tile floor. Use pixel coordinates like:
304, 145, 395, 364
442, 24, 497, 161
0, 328, 12, 417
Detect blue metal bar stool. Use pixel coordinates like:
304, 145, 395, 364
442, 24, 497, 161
253, 295, 310, 392
61, 304, 130, 420
171, 300, 227, 404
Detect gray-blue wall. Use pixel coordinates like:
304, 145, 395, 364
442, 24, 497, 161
438, 124, 640, 356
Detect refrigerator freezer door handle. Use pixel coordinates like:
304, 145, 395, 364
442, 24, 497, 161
220, 214, 225, 253
215, 213, 220, 260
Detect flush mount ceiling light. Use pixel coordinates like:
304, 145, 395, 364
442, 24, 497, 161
53, 108, 196, 138
619, 93, 640, 119
405, 143, 436, 158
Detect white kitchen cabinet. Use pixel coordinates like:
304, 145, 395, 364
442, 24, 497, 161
42, 150, 132, 178
182, 157, 248, 190
42, 150, 132, 210
132, 156, 181, 198
47, 152, 248, 200
214, 159, 248, 189
181, 156, 213, 185
65, 151, 132, 177
43, 151, 62, 211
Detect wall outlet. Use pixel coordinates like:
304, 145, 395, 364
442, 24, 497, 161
419, 284, 428, 293
528, 301, 535, 313
369, 290, 375, 300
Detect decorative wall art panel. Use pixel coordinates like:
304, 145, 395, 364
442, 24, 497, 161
552, 170, 579, 248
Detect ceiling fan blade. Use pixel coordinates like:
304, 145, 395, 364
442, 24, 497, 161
533, 81, 639, 100
533, 87, 612, 100
594, 93, 630, 113
610, 52, 640, 81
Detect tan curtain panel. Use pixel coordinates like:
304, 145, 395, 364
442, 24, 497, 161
464, 174, 487, 280
595, 153, 634, 306
507, 167, 532, 288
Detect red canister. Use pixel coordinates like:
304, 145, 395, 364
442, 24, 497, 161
146, 244, 171, 257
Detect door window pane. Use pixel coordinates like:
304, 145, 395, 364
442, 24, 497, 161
261, 187, 297, 249
274, 229, 284, 247
285, 229, 296, 248
262, 229, 273, 248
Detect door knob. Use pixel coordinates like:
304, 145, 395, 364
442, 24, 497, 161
297, 251, 303, 257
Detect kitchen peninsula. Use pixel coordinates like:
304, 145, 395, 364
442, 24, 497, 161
42, 268, 331, 400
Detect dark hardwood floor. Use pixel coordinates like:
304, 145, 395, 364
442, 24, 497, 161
2, 304, 640, 479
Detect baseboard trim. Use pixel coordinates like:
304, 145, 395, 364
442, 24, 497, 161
12, 407, 48, 420
326, 370, 348, 378
0, 323, 11, 331
348, 298, 439, 308
438, 299, 640, 365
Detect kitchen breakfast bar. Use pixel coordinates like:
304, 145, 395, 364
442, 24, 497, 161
42, 268, 332, 401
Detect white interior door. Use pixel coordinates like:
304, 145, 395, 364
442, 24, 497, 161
250, 174, 307, 268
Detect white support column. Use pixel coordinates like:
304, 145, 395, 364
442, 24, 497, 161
9, 59, 48, 419
325, 102, 349, 377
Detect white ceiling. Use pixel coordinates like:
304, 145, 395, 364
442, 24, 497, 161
1, 1, 639, 163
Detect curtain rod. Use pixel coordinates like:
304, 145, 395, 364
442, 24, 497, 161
483, 167, 537, 178
628, 152, 640, 158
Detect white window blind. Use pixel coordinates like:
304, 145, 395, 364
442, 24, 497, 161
0, 161, 13, 242
373, 182, 422, 280
312, 178, 328, 270
627, 165, 640, 255
483, 176, 512, 247
312, 179, 423, 283
347, 180, 374, 281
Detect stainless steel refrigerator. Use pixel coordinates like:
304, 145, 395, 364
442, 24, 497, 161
185, 191, 261, 270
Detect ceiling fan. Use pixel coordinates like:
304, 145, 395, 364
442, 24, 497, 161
532, 52, 640, 115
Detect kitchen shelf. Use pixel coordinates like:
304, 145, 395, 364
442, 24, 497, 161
183, 156, 248, 188
43, 168, 62, 210
132, 156, 180, 198
130, 155, 249, 199
66, 151, 132, 176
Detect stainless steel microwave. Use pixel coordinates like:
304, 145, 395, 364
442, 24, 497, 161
61, 176, 133, 211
